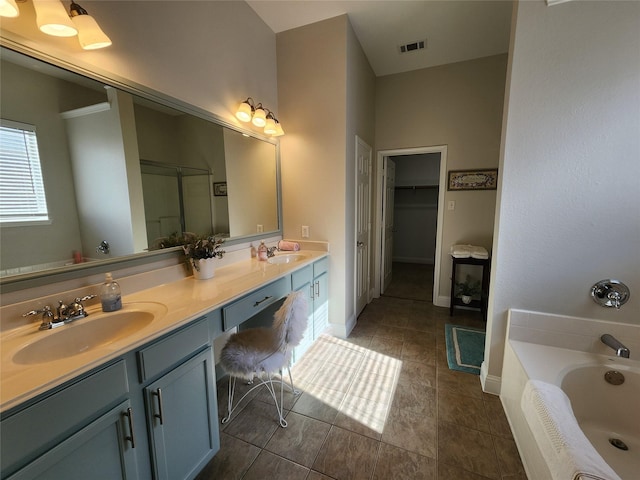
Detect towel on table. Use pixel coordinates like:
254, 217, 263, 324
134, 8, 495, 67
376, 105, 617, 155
520, 380, 621, 480
278, 240, 300, 251
450, 244, 489, 259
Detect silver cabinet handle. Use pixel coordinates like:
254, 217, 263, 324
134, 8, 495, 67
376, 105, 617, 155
153, 389, 164, 425
315, 280, 320, 297
254, 296, 272, 307
124, 407, 136, 448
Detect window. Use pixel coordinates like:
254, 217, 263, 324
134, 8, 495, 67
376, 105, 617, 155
0, 119, 49, 224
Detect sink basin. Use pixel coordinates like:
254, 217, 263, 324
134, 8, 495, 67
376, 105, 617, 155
13, 303, 166, 365
267, 254, 307, 265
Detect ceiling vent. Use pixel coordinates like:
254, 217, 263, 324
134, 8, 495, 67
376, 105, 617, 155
399, 39, 426, 54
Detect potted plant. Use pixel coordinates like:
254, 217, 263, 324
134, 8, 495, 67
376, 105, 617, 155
455, 274, 482, 304
181, 233, 225, 280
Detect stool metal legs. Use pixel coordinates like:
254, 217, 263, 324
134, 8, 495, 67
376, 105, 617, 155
221, 365, 300, 428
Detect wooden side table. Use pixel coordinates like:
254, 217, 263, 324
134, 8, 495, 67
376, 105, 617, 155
449, 255, 490, 321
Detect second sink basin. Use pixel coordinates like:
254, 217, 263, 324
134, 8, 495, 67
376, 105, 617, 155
13, 302, 167, 365
267, 253, 307, 265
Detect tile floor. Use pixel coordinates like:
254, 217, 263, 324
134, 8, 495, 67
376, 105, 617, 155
196, 276, 526, 480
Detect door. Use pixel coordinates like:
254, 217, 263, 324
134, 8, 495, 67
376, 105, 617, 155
355, 136, 372, 316
381, 158, 396, 293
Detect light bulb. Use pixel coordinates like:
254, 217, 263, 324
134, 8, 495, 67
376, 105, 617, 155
0, 0, 19, 18
252, 107, 267, 128
33, 0, 78, 37
72, 13, 112, 49
264, 117, 277, 135
235, 101, 253, 122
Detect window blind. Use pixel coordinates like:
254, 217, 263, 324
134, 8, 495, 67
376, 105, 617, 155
0, 120, 49, 223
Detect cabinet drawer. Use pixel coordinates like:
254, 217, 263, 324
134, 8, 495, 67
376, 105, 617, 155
1, 360, 128, 477
223, 277, 289, 331
291, 265, 312, 291
138, 318, 209, 382
313, 256, 329, 278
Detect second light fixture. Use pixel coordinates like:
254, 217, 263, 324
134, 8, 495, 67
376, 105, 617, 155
235, 98, 284, 136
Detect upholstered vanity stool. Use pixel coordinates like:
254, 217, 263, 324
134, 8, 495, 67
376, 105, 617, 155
219, 290, 308, 427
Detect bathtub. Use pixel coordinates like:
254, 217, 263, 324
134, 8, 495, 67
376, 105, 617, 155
500, 309, 639, 480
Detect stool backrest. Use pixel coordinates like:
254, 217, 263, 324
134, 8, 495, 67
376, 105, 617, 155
273, 290, 308, 349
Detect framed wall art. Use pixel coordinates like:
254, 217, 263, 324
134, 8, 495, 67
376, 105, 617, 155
447, 169, 498, 191
213, 182, 227, 196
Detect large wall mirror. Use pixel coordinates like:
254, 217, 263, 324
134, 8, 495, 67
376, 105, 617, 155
0, 46, 280, 285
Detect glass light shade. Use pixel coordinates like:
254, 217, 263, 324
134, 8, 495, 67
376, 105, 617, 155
0, 0, 19, 18
252, 108, 267, 127
33, 0, 78, 37
71, 14, 112, 49
235, 102, 253, 122
263, 118, 277, 135
273, 122, 285, 137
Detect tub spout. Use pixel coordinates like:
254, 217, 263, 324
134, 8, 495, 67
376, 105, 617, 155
600, 334, 630, 358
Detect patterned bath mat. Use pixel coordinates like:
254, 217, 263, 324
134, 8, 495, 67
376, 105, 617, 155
445, 324, 485, 375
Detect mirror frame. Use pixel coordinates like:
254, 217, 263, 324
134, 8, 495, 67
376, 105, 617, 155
0, 39, 282, 292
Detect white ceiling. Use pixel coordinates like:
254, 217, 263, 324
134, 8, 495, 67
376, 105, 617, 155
246, 0, 513, 77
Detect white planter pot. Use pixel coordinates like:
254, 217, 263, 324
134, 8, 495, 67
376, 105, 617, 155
461, 295, 472, 305
190, 258, 216, 280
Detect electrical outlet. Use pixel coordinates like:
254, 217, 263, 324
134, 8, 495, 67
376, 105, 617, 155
257, 224, 263, 233
301, 225, 310, 238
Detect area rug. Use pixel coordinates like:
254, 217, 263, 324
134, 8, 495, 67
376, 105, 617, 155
445, 324, 485, 375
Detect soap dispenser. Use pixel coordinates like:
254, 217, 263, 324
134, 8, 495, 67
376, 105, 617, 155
100, 273, 122, 312
257, 241, 268, 261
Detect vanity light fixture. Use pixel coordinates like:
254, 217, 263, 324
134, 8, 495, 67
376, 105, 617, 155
0, 0, 19, 18
235, 97, 285, 136
69, 1, 112, 50
3, 0, 112, 50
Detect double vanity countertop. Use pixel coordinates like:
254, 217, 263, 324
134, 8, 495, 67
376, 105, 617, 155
0, 250, 328, 413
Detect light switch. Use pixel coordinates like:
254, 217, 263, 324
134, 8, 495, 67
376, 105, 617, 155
448, 200, 455, 211
257, 224, 263, 233
301, 225, 310, 238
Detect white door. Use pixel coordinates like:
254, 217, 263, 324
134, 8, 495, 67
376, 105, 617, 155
355, 137, 372, 316
382, 158, 396, 293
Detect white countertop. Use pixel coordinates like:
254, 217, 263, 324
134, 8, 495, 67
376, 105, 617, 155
0, 250, 328, 413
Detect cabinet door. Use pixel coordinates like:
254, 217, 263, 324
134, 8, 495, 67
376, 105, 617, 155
145, 348, 219, 480
292, 280, 315, 363
313, 270, 329, 340
8, 400, 139, 480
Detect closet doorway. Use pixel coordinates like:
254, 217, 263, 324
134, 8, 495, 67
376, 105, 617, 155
374, 146, 448, 305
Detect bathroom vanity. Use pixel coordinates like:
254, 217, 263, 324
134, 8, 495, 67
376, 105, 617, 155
0, 251, 329, 480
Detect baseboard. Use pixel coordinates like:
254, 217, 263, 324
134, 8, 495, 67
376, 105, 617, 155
329, 313, 357, 338
480, 361, 501, 395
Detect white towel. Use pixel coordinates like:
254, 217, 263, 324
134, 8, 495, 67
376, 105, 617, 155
521, 380, 621, 480
450, 244, 489, 259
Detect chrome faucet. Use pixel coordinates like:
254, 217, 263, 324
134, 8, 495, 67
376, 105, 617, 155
23, 295, 96, 330
601, 334, 630, 358
266, 246, 278, 258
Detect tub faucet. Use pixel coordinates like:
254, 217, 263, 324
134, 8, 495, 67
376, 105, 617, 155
601, 334, 630, 358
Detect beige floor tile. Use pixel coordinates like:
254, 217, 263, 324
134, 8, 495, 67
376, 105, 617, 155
438, 421, 501, 479
483, 393, 514, 438
309, 362, 359, 393
492, 435, 528, 478
337, 394, 391, 439
437, 367, 484, 399
307, 471, 335, 480
290, 386, 343, 423
368, 336, 404, 358
222, 398, 287, 448
313, 426, 380, 480
391, 382, 437, 418
437, 462, 494, 479
381, 407, 437, 458
243, 450, 309, 480
438, 389, 490, 433
265, 412, 331, 467
373, 443, 436, 480
401, 341, 437, 365
347, 370, 397, 404
195, 433, 260, 480
396, 360, 437, 389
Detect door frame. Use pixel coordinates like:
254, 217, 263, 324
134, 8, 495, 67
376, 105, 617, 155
354, 135, 373, 317
373, 145, 448, 305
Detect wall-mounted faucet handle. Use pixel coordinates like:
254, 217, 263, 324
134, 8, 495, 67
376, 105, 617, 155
22, 305, 58, 330
591, 279, 630, 309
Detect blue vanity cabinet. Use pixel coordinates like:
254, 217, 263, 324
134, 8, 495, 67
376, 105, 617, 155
290, 257, 329, 363
312, 257, 329, 339
137, 317, 219, 480
6, 400, 139, 480
1, 360, 137, 480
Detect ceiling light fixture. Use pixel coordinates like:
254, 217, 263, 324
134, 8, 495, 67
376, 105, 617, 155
235, 98, 284, 137
2, 0, 112, 50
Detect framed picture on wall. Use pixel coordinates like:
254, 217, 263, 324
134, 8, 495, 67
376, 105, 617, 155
447, 169, 498, 191
213, 182, 227, 196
